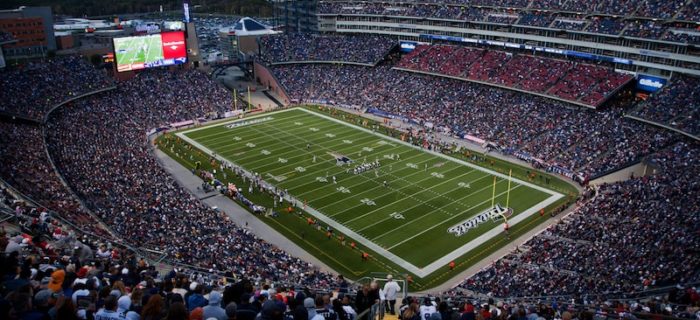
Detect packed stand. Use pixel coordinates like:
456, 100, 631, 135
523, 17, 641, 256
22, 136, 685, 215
585, 17, 626, 35
0, 30, 14, 43
395, 44, 632, 107
631, 75, 700, 136
677, 1, 700, 22
515, 12, 553, 27
623, 20, 668, 40
461, 141, 700, 298
271, 63, 672, 180
634, 0, 686, 19
258, 33, 395, 65
0, 56, 113, 120
662, 29, 700, 45
0, 120, 113, 239
0, 218, 356, 320
551, 19, 587, 31
44, 69, 338, 288
316, 1, 700, 45
398, 293, 700, 320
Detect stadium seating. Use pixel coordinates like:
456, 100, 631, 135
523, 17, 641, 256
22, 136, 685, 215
0, 30, 14, 42
0, 56, 114, 121
271, 63, 672, 179
585, 17, 626, 35
259, 33, 395, 65
0, 121, 113, 238
394, 44, 632, 107
43, 69, 337, 289
630, 75, 700, 137
1, 42, 698, 320
315, 0, 700, 45
461, 141, 700, 297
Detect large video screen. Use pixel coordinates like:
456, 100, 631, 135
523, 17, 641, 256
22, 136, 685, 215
113, 31, 186, 72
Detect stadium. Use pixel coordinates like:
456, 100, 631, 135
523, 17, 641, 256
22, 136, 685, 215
0, 0, 698, 320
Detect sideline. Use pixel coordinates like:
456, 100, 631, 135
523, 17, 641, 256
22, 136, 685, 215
151, 144, 338, 275
175, 107, 564, 278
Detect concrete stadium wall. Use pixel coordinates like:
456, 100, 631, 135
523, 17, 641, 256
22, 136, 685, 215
254, 62, 290, 105
589, 162, 649, 185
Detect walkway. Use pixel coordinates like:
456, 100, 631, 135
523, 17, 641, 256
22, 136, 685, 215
153, 147, 337, 274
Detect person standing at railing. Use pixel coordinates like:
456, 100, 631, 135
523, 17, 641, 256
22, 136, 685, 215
383, 275, 402, 315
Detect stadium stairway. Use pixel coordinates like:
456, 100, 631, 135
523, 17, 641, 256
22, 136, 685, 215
262, 90, 284, 108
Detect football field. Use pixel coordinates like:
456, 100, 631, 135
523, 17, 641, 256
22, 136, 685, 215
177, 108, 564, 277
114, 35, 164, 71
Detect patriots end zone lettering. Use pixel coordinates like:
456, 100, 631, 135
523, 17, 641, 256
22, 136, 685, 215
447, 205, 512, 236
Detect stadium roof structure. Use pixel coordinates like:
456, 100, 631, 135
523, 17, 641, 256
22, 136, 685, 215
219, 17, 278, 36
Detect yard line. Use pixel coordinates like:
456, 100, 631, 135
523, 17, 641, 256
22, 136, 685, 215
216, 128, 370, 166
190, 112, 312, 141
382, 185, 523, 249
311, 158, 457, 212
280, 150, 426, 191
245, 136, 409, 180
227, 117, 445, 203
349, 168, 482, 229
200, 114, 344, 147
176, 108, 566, 276
371, 179, 511, 242
242, 130, 388, 170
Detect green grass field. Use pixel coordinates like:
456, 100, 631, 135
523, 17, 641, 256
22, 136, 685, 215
114, 35, 164, 72
175, 107, 565, 279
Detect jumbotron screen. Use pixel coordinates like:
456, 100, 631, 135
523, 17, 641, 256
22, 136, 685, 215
113, 31, 187, 72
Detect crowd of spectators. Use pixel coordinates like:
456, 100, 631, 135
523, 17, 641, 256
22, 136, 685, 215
634, 0, 686, 19
623, 20, 668, 40
0, 56, 113, 121
316, 1, 700, 27
258, 33, 395, 65
318, 0, 692, 19
0, 121, 113, 239
395, 44, 632, 107
0, 30, 14, 43
584, 17, 626, 35
42, 69, 338, 289
315, 1, 700, 44
460, 140, 700, 301
271, 63, 673, 179
0, 36, 697, 318
516, 12, 553, 27
630, 75, 700, 136
1, 204, 357, 320
677, 1, 700, 22
551, 19, 587, 31
662, 29, 700, 45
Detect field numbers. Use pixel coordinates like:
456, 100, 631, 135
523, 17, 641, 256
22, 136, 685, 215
309, 127, 320, 132
325, 133, 336, 138
233, 136, 242, 141
390, 212, 405, 220
337, 186, 351, 193
278, 158, 288, 164
295, 166, 306, 173
294, 121, 303, 126
343, 140, 353, 144
406, 163, 418, 169
362, 147, 374, 152
261, 150, 271, 155
246, 142, 256, 148
458, 182, 471, 188
360, 198, 376, 206
431, 172, 445, 179
316, 176, 328, 183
